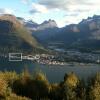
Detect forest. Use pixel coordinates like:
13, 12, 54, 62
0, 69, 100, 100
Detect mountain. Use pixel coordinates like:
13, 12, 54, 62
30, 15, 100, 51
50, 15, 100, 51
17, 17, 60, 46
30, 19, 59, 44
18, 18, 57, 30
17, 18, 59, 44
24, 20, 39, 31
17, 15, 100, 52
17, 17, 39, 31
37, 19, 58, 30
0, 14, 43, 54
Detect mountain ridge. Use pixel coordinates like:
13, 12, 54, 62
7, 14, 100, 52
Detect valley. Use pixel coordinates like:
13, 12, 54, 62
0, 0, 100, 99
0, 14, 100, 65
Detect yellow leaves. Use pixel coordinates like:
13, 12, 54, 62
50, 83, 59, 92
0, 79, 8, 97
0, 71, 18, 82
64, 72, 79, 88
90, 81, 100, 100
33, 71, 48, 82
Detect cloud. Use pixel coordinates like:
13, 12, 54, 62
29, 0, 100, 17
0, 8, 13, 14
38, 0, 68, 10
29, 0, 100, 27
30, 3, 48, 14
39, 0, 100, 25
38, 0, 100, 12
64, 12, 79, 17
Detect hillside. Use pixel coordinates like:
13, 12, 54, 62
0, 14, 43, 54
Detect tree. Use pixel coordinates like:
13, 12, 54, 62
49, 83, 62, 100
62, 72, 79, 100
0, 79, 9, 99
89, 81, 100, 100
89, 73, 100, 100
12, 71, 50, 100
76, 79, 86, 100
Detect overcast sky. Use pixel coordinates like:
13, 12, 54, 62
0, 0, 100, 27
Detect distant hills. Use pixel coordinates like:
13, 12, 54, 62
0, 14, 44, 54
23, 15, 100, 52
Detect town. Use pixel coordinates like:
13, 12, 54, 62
0, 50, 100, 65
16, 51, 100, 65
22, 50, 100, 65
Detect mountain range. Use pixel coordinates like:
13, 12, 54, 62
0, 14, 100, 54
22, 15, 100, 52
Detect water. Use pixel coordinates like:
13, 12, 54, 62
0, 58, 100, 83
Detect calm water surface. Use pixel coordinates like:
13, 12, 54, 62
0, 58, 100, 83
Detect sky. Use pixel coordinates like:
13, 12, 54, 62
0, 0, 100, 27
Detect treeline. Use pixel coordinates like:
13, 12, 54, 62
0, 70, 100, 100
